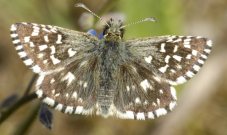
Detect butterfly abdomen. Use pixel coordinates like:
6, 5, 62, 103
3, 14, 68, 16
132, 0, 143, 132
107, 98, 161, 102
97, 41, 126, 116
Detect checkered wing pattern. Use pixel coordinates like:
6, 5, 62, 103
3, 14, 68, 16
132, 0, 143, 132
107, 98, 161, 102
113, 61, 176, 120
125, 36, 212, 85
10, 23, 100, 114
10, 22, 212, 120
35, 54, 99, 115
10, 23, 98, 73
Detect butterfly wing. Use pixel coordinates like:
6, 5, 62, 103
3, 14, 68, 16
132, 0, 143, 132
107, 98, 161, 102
125, 36, 212, 85
11, 23, 100, 114
112, 61, 177, 120
36, 53, 100, 114
109, 36, 212, 119
10, 23, 98, 73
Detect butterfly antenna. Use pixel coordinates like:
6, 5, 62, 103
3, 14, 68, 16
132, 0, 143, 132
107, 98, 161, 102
75, 3, 110, 27
120, 17, 156, 29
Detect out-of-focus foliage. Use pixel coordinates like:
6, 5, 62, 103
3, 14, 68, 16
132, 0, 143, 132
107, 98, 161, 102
0, 0, 227, 135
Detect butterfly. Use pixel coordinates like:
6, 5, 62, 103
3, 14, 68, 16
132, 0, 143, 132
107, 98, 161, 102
10, 4, 212, 120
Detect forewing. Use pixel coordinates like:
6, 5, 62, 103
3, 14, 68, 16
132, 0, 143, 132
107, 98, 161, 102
125, 36, 212, 85
10, 22, 98, 73
113, 61, 176, 120
36, 53, 99, 114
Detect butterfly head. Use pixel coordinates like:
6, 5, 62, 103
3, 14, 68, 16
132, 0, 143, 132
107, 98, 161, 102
103, 18, 125, 41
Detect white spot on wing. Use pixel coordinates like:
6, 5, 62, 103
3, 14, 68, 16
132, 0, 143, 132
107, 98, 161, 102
52, 90, 55, 94
153, 76, 161, 83
148, 112, 154, 119
42, 28, 50, 33
50, 78, 55, 84
36, 74, 45, 86
15, 45, 23, 50
44, 35, 49, 42
193, 65, 200, 71
65, 106, 74, 114
50, 55, 61, 64
55, 93, 60, 97
75, 106, 83, 114
186, 54, 192, 59
170, 86, 177, 100
13, 39, 20, 44
144, 55, 153, 64
36, 89, 43, 98
173, 38, 182, 43
192, 50, 198, 56
160, 43, 166, 52
157, 98, 160, 106
173, 55, 182, 62
201, 54, 207, 59
198, 59, 204, 64
38, 53, 44, 58
135, 97, 141, 104
204, 49, 211, 54
32, 65, 41, 73
18, 52, 26, 58
140, 79, 151, 92
56, 34, 62, 44
207, 40, 212, 47
159, 65, 169, 73
136, 112, 145, 120
126, 86, 130, 92
39, 45, 48, 51
83, 82, 88, 88
186, 71, 195, 78
24, 59, 33, 66
62, 72, 75, 86
11, 24, 17, 31
169, 101, 177, 111
184, 44, 190, 48
80, 61, 87, 67
68, 48, 77, 57
165, 55, 171, 63
159, 89, 163, 94
43, 60, 49, 64
24, 36, 30, 42
155, 108, 167, 117
72, 92, 77, 99
30, 42, 35, 47
55, 104, 63, 111
173, 45, 178, 53
11, 33, 18, 38
31, 26, 40, 36
50, 46, 56, 54
125, 111, 134, 119
176, 76, 187, 84
43, 97, 55, 107
152, 102, 157, 107
184, 38, 191, 42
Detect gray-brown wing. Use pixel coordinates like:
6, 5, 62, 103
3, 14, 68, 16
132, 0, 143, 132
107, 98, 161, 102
125, 35, 212, 85
10, 22, 99, 73
35, 53, 100, 115
112, 60, 177, 120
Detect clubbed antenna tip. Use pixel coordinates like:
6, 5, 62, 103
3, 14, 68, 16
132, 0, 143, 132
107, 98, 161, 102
144, 17, 157, 22
75, 3, 109, 27
120, 17, 157, 29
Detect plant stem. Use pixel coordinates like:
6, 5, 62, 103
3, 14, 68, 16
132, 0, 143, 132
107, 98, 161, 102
0, 92, 37, 124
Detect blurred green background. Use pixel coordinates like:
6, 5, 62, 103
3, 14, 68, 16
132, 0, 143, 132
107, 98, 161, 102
0, 0, 227, 135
